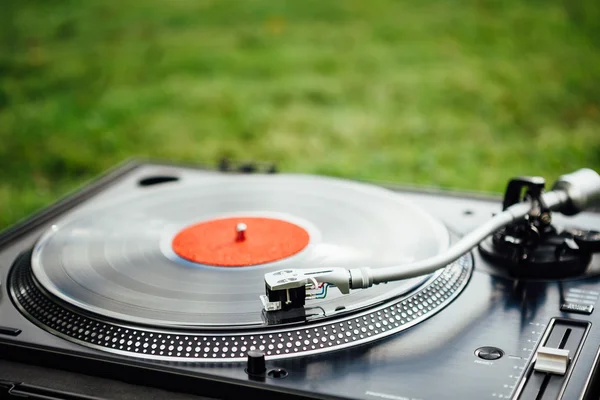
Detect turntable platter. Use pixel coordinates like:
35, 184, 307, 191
30, 174, 450, 328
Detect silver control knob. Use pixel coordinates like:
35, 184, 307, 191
552, 168, 600, 215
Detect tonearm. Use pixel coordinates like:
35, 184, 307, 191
262, 169, 600, 311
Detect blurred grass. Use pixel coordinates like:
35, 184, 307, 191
1, 0, 600, 229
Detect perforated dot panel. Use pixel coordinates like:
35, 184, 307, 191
9, 251, 472, 362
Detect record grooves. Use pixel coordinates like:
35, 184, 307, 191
26, 174, 453, 328
9, 248, 472, 361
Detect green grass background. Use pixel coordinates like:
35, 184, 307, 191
1, 0, 600, 229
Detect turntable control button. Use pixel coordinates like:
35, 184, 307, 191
246, 350, 266, 376
0, 326, 22, 336
268, 368, 289, 379
475, 346, 503, 360
561, 302, 593, 315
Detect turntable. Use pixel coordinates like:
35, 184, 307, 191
1, 161, 600, 400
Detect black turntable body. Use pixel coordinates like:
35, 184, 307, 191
1, 161, 600, 400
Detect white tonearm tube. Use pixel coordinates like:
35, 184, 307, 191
263, 169, 600, 309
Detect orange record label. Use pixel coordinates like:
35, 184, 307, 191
171, 217, 310, 267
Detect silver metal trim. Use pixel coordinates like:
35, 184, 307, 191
10, 254, 472, 363
580, 345, 600, 400
560, 320, 591, 399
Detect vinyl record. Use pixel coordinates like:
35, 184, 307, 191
31, 174, 450, 328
